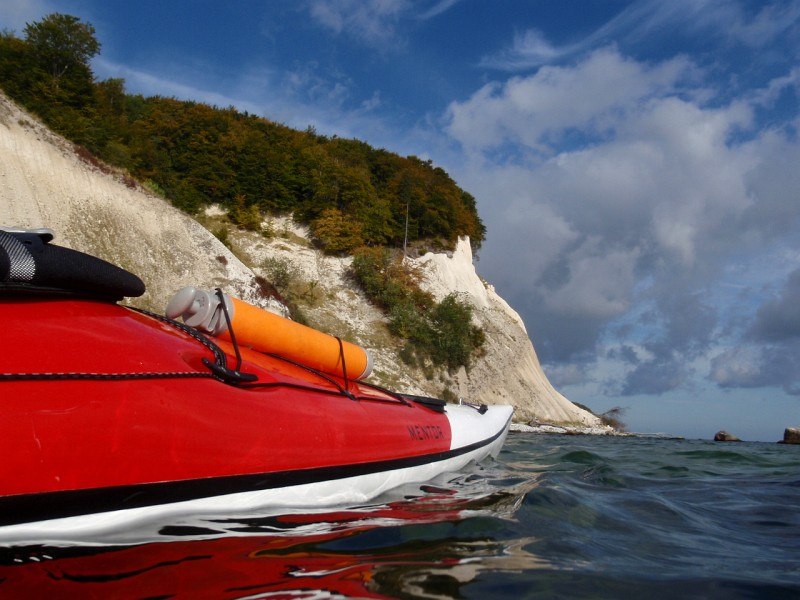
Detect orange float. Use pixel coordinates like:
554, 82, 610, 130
166, 286, 372, 380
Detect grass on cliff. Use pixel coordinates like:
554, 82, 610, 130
351, 247, 484, 372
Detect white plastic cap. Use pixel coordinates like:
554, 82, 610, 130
165, 286, 233, 335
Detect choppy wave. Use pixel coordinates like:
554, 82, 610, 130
1, 435, 798, 598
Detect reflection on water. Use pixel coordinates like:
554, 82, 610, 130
3, 434, 799, 598
0, 463, 546, 599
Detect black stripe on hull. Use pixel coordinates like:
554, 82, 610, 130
0, 415, 511, 528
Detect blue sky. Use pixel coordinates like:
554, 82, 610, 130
3, 0, 799, 441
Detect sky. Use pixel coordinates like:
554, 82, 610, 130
2, 0, 799, 441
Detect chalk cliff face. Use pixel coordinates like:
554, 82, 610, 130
0, 91, 285, 315
0, 90, 598, 426
412, 238, 598, 425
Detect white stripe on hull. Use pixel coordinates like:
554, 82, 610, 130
448, 403, 513, 454
0, 405, 513, 545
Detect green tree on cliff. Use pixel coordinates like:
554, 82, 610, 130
24, 13, 99, 88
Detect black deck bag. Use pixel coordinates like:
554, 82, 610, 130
0, 228, 145, 300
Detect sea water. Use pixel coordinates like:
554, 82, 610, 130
1, 433, 798, 598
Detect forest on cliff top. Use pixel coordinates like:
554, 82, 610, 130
0, 14, 485, 254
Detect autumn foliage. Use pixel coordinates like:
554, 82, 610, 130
0, 14, 486, 254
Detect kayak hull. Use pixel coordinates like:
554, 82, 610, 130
0, 405, 510, 541
0, 298, 512, 541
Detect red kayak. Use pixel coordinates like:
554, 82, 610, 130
0, 228, 512, 541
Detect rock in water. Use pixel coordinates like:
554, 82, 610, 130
714, 430, 741, 442
779, 427, 800, 444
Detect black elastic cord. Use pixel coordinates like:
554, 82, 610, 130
215, 288, 243, 373
0, 371, 213, 382
335, 336, 355, 400
1, 306, 227, 384
460, 400, 489, 414
130, 306, 228, 370
267, 352, 346, 394
355, 381, 412, 406
239, 379, 358, 398
120, 305, 255, 385
199, 289, 257, 384
263, 350, 357, 401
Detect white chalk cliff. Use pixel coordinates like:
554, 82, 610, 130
0, 90, 598, 426
412, 238, 598, 424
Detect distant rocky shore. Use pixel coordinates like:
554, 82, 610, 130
511, 422, 649, 437
510, 421, 687, 439
511, 422, 614, 436
511, 421, 800, 443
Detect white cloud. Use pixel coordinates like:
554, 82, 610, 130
449, 44, 800, 397
418, 0, 463, 20
709, 346, 764, 387
480, 0, 800, 72
447, 47, 692, 154
544, 362, 590, 388
733, 0, 800, 47
544, 240, 640, 319
94, 58, 265, 113
461, 164, 578, 295
0, 0, 51, 32
589, 0, 741, 45
752, 67, 800, 107
306, 0, 409, 45
305, 0, 461, 44
749, 267, 800, 341
479, 29, 567, 70
622, 98, 756, 266
709, 341, 800, 395
283, 63, 352, 108
741, 126, 800, 240
456, 67, 758, 274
